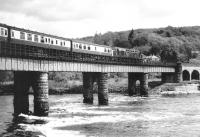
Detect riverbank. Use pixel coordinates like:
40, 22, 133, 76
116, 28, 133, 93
149, 81, 200, 96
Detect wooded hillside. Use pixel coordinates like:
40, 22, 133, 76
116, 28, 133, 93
81, 26, 200, 59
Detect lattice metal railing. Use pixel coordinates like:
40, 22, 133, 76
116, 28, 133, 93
0, 41, 176, 67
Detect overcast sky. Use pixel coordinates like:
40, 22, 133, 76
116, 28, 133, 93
0, 0, 200, 38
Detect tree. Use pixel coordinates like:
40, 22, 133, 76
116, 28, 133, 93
128, 29, 135, 45
160, 47, 178, 63
150, 45, 161, 55
0, 71, 13, 82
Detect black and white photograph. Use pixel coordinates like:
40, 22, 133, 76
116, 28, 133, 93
1, 0, 200, 136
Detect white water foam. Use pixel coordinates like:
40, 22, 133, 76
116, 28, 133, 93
18, 110, 185, 137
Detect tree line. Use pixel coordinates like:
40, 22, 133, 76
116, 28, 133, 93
81, 26, 200, 62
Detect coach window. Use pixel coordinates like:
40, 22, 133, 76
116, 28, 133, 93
48, 38, 50, 43
51, 40, 54, 45
5, 29, 8, 36
79, 44, 82, 49
11, 31, 14, 37
88, 46, 90, 50
76, 44, 78, 48
1, 28, 3, 36
45, 38, 48, 43
41, 36, 44, 43
104, 48, 107, 52
27, 34, 32, 41
34, 35, 38, 42
95, 47, 97, 50
84, 45, 86, 49
56, 40, 58, 44
0, 28, 3, 36
63, 42, 65, 46
60, 42, 63, 46
20, 32, 25, 39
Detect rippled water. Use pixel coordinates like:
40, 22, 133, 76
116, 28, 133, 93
1, 94, 200, 137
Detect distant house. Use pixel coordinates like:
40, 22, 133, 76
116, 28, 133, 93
191, 50, 200, 58
191, 50, 199, 54
148, 55, 160, 61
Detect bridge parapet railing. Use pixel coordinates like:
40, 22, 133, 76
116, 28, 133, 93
140, 60, 176, 67
0, 41, 177, 67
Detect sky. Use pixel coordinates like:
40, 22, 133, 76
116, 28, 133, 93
0, 0, 200, 38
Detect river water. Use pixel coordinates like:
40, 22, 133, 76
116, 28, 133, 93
1, 94, 200, 137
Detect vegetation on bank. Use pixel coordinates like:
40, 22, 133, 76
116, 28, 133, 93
0, 72, 133, 95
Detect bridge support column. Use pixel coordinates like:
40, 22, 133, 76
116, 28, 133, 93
32, 72, 49, 116
175, 62, 182, 83
162, 63, 182, 83
140, 73, 148, 96
128, 73, 136, 96
97, 73, 108, 105
129, 73, 149, 96
13, 71, 31, 116
161, 73, 175, 83
82, 72, 94, 104
128, 73, 148, 96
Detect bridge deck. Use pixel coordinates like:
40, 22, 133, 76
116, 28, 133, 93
0, 57, 175, 72
0, 41, 176, 72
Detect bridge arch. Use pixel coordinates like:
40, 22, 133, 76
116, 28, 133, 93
136, 80, 140, 86
191, 70, 199, 80
135, 80, 140, 94
182, 70, 190, 81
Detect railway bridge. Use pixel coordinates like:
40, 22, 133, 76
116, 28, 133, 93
0, 41, 186, 117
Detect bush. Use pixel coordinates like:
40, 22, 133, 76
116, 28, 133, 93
0, 71, 13, 82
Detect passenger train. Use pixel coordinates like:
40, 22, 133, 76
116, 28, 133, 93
0, 23, 141, 60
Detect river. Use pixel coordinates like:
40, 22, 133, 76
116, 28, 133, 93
1, 94, 200, 137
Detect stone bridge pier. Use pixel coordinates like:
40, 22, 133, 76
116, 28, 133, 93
14, 71, 49, 117
14, 71, 31, 116
32, 72, 49, 116
128, 72, 148, 96
161, 62, 182, 83
82, 72, 108, 105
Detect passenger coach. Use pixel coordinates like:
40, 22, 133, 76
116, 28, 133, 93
0, 23, 144, 64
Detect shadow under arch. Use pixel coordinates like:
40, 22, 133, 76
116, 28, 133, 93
182, 70, 190, 81
191, 70, 199, 80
